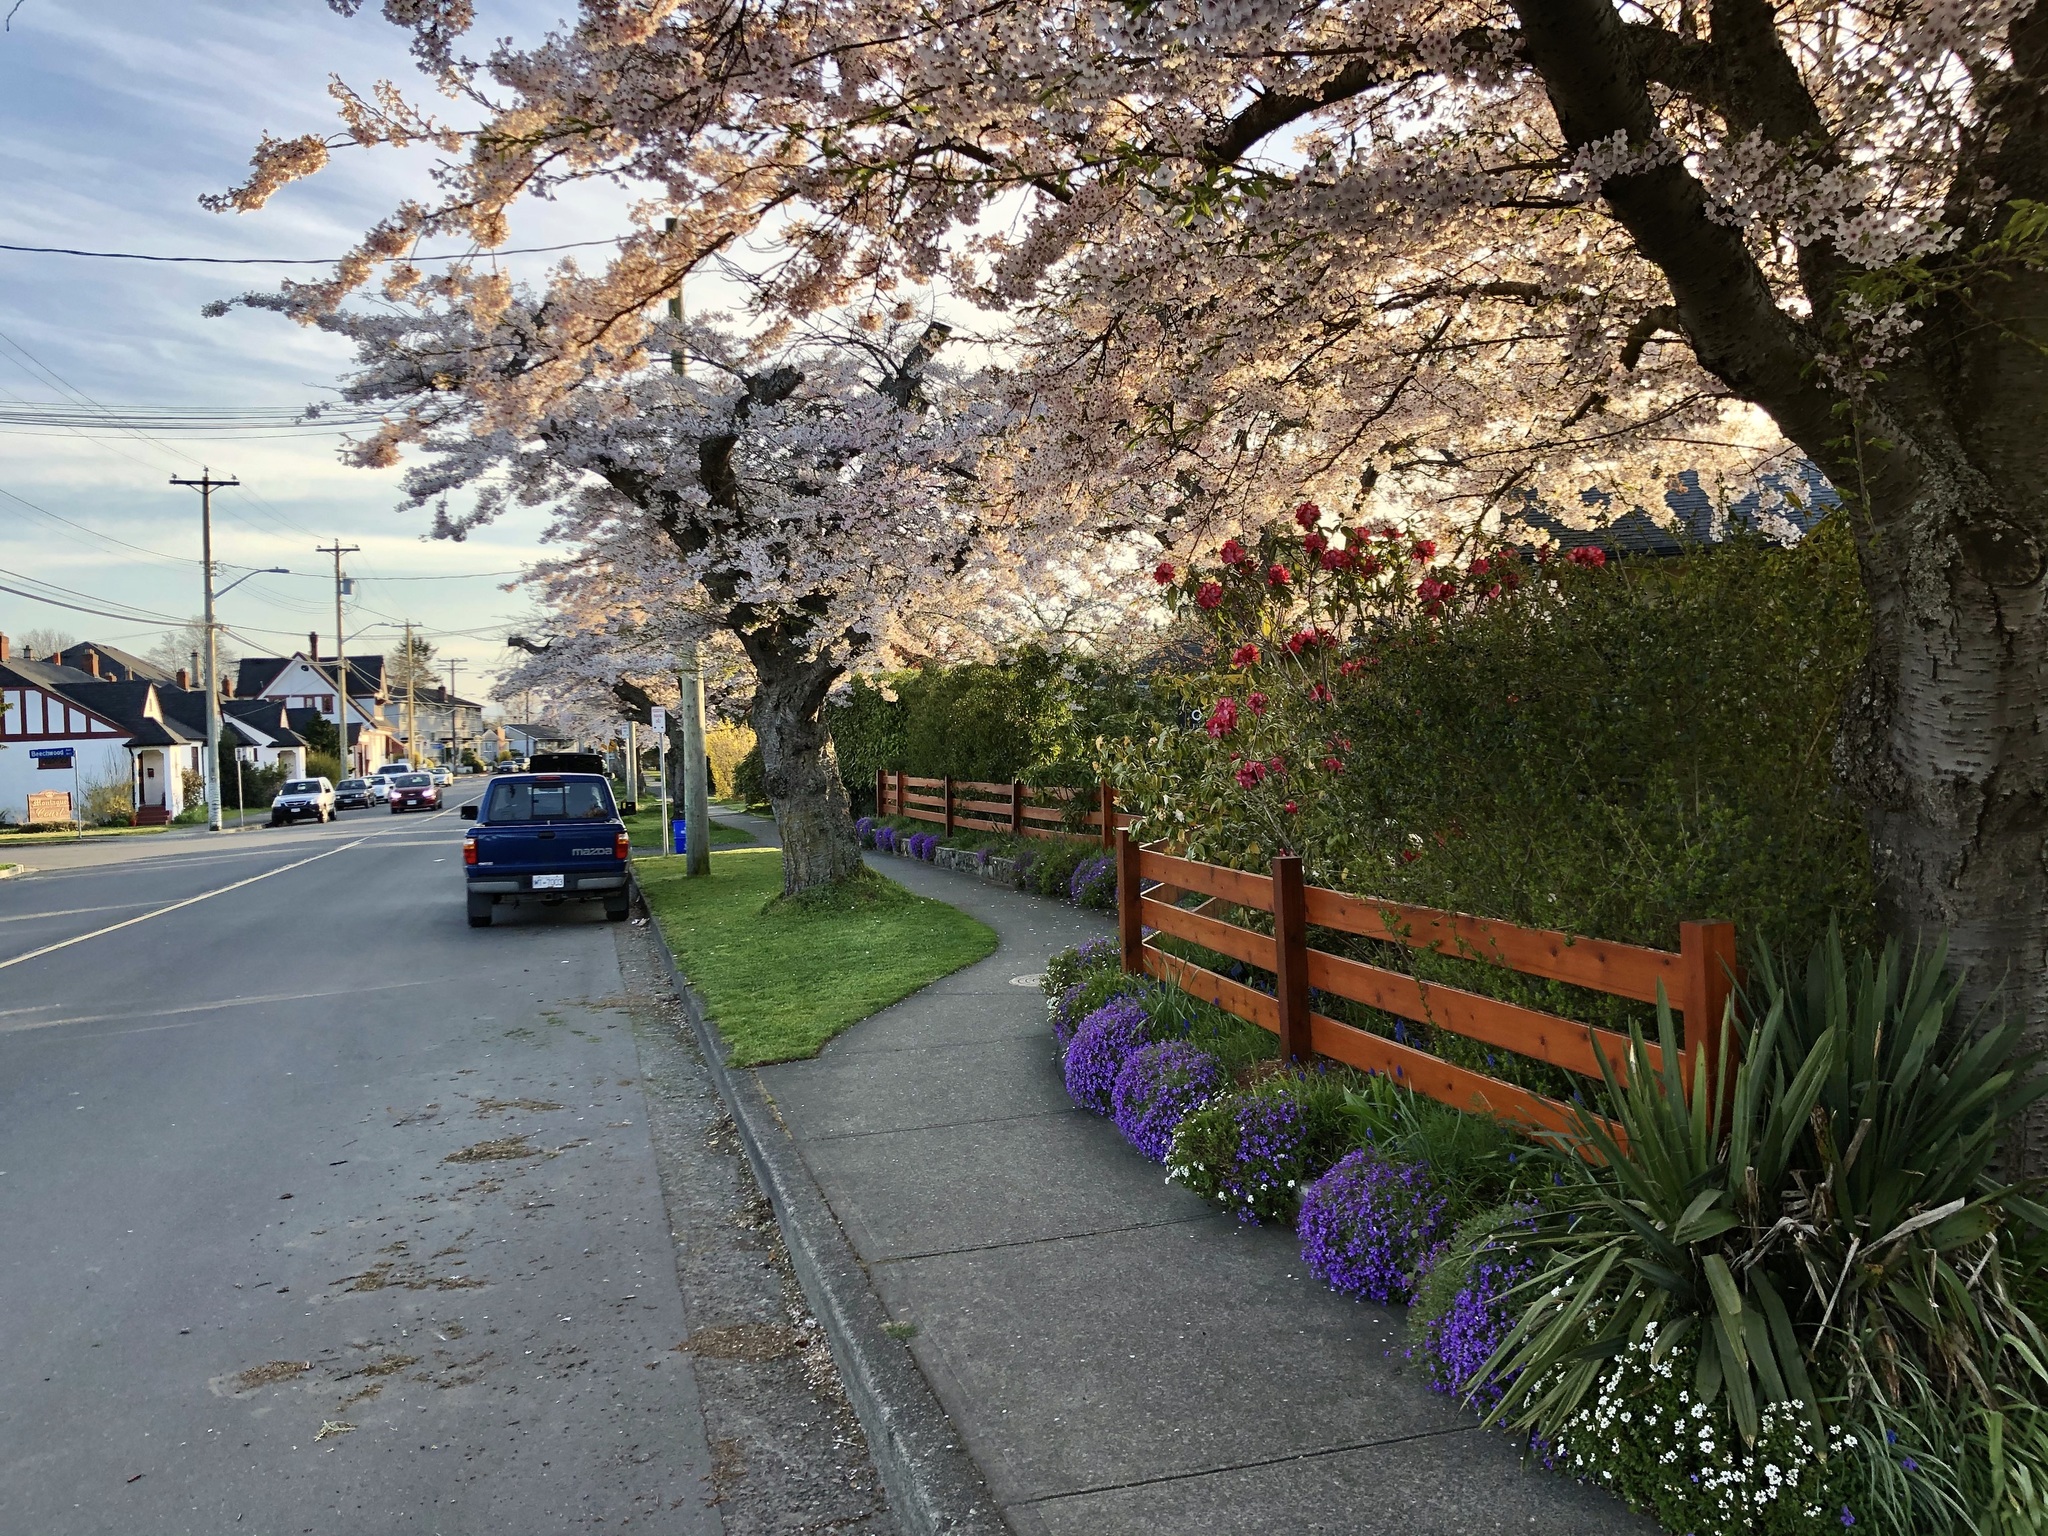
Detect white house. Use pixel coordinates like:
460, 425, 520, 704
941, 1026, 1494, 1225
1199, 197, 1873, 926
0, 643, 203, 825
236, 641, 397, 774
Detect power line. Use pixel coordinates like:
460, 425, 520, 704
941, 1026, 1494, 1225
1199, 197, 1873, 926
0, 237, 627, 266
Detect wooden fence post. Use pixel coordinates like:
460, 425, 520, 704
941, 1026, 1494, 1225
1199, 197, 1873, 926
875, 767, 886, 817
1679, 920, 1740, 1108
943, 775, 956, 836
1116, 829, 1143, 975
1011, 780, 1025, 838
1270, 852, 1313, 1062
1097, 782, 1115, 849
895, 770, 906, 823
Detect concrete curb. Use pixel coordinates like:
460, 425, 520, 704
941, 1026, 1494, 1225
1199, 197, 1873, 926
639, 908, 1007, 1536
0, 862, 30, 879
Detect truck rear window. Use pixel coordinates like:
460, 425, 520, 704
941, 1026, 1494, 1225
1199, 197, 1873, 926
485, 781, 614, 822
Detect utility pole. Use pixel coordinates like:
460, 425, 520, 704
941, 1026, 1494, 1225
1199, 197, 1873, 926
316, 542, 360, 775
665, 216, 686, 376
623, 717, 639, 814
172, 469, 239, 832
403, 619, 418, 767
446, 660, 463, 768
679, 639, 710, 877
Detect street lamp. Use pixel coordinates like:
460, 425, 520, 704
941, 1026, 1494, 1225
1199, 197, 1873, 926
204, 566, 289, 832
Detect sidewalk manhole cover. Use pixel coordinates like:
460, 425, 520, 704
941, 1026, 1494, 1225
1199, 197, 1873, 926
1008, 974, 1044, 987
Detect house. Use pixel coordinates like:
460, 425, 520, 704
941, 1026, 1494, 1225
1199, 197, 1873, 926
156, 689, 309, 779
51, 641, 178, 686
0, 636, 204, 825
487, 720, 576, 763
236, 635, 398, 774
389, 683, 487, 765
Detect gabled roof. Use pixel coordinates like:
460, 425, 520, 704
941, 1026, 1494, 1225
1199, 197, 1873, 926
224, 696, 305, 748
0, 657, 97, 689
236, 652, 386, 700
53, 642, 176, 686
406, 684, 486, 710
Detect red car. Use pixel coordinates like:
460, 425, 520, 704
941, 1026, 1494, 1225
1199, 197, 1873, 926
389, 771, 441, 813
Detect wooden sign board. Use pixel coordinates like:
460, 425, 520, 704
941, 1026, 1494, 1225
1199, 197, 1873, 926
26, 790, 73, 823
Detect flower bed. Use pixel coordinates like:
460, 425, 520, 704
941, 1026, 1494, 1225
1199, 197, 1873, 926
1036, 935, 2048, 1536
855, 813, 1116, 910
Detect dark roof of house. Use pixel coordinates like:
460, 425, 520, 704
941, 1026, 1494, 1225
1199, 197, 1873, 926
406, 684, 486, 710
45, 679, 202, 745
124, 718, 188, 748
52, 642, 176, 686
224, 696, 305, 747
0, 658, 96, 690
236, 653, 385, 700
1507, 464, 1837, 559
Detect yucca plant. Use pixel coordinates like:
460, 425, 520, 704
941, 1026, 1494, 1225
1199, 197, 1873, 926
1474, 928, 2048, 1528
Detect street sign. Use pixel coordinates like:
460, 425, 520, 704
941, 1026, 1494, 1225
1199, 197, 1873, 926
30, 747, 74, 767
650, 706, 666, 732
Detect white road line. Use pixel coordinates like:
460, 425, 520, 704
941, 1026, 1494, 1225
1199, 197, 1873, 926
0, 979, 438, 1035
0, 902, 154, 925
0, 805, 467, 972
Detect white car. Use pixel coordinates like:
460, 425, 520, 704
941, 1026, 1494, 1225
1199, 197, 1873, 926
270, 777, 335, 825
432, 767, 454, 787
363, 774, 394, 804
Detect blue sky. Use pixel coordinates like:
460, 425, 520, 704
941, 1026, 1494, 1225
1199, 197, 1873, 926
0, 0, 632, 703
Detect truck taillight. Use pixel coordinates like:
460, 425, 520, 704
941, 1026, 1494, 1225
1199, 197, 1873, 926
615, 832, 631, 860
463, 839, 478, 865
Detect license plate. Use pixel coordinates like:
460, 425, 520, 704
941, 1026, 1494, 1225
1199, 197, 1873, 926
531, 873, 565, 890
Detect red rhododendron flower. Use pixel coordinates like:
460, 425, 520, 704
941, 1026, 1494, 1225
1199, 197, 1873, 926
1230, 643, 1260, 668
1400, 848, 1420, 864
1412, 539, 1438, 561
1247, 692, 1269, 716
1266, 755, 1286, 774
1321, 756, 1343, 773
1285, 630, 1308, 655
1487, 583, 1503, 599
1417, 576, 1456, 604
1308, 683, 1331, 703
1235, 762, 1265, 788
1196, 580, 1225, 609
1470, 556, 1491, 575
1302, 530, 1328, 556
1152, 560, 1176, 585
1338, 659, 1362, 677
1567, 545, 1608, 568
1283, 800, 1299, 815
1357, 554, 1381, 577
1266, 564, 1291, 588
1294, 501, 1320, 529
1206, 697, 1239, 738
1320, 546, 1350, 572
1219, 537, 1248, 566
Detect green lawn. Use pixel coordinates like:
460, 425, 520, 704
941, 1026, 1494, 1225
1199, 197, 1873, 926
0, 824, 168, 845
638, 846, 996, 1065
619, 804, 754, 853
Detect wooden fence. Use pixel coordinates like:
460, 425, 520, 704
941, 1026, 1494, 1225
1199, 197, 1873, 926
874, 770, 1132, 848
1113, 830, 1738, 1144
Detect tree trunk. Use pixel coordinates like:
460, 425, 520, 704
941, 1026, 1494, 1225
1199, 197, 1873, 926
745, 639, 864, 896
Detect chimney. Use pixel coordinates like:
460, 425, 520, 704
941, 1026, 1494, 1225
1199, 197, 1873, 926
176, 667, 190, 689
309, 632, 320, 660
0, 632, 9, 662
84, 648, 101, 678
221, 675, 234, 699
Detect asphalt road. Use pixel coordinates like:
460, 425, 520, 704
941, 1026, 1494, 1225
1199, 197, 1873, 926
0, 793, 889, 1535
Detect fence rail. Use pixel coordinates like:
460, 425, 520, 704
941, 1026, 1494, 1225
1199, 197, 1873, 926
1114, 831, 1737, 1147
874, 770, 1132, 847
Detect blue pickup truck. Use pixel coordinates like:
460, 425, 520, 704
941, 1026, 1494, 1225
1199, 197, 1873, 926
460, 772, 632, 928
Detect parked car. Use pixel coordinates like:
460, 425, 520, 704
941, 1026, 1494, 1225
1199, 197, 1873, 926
388, 771, 441, 813
270, 777, 335, 825
461, 772, 630, 927
334, 777, 375, 809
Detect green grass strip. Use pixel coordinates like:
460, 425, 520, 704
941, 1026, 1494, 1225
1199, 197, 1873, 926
639, 846, 996, 1066
0, 825, 169, 844
618, 803, 753, 852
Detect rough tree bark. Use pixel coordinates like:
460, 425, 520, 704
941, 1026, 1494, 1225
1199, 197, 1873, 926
742, 634, 866, 894
1521, 0, 2048, 1161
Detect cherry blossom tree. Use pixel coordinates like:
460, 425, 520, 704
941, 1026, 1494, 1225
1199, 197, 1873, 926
235, 284, 1005, 892
230, 1, 2048, 1150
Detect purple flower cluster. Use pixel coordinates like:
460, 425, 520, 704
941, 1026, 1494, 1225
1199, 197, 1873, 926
1073, 937, 1117, 967
1297, 1151, 1448, 1303
1063, 996, 1150, 1113
909, 831, 938, 860
874, 825, 898, 853
1068, 853, 1116, 906
1417, 1234, 1534, 1409
1049, 982, 1092, 1049
1218, 1095, 1310, 1223
855, 815, 874, 846
1112, 1042, 1224, 1162
977, 846, 992, 870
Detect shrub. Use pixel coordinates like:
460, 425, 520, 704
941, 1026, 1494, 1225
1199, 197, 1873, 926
1408, 1205, 1538, 1410
306, 751, 345, 784
1481, 929, 2048, 1534
1112, 1041, 1226, 1161
1063, 996, 1152, 1112
732, 740, 768, 808
1167, 1071, 1351, 1223
1296, 1150, 1448, 1304
1068, 851, 1117, 909
1546, 1327, 1868, 1536
81, 768, 136, 827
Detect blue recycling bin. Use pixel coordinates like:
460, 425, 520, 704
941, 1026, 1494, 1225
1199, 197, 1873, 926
671, 818, 688, 854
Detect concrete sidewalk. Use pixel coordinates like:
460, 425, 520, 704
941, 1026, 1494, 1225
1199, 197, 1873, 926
722, 812, 1650, 1536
